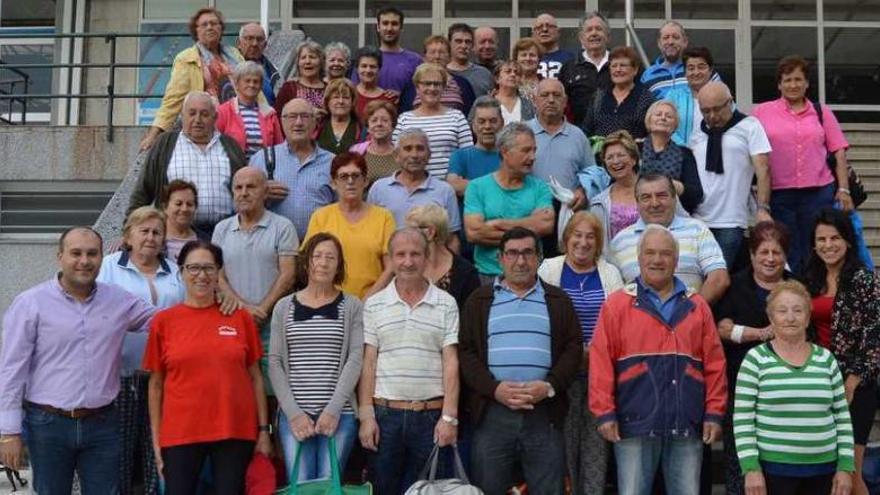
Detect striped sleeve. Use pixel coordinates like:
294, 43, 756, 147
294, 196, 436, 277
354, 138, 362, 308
828, 356, 856, 472
454, 111, 474, 148
733, 347, 761, 473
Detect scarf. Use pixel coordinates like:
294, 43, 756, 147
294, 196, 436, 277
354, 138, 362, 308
292, 293, 343, 322
700, 109, 746, 174
641, 137, 684, 179
196, 42, 240, 97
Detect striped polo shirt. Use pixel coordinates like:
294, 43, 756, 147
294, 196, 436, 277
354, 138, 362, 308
487, 279, 551, 382
363, 280, 459, 400
608, 216, 726, 293
733, 343, 855, 474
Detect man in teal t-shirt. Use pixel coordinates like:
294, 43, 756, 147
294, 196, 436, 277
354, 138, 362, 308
464, 122, 554, 279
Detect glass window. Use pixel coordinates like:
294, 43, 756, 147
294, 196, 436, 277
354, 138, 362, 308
293, 0, 356, 18
143, 0, 206, 20
295, 23, 358, 50
751, 0, 816, 20
672, 0, 737, 20
446, 0, 512, 18
825, 0, 880, 21
519, 0, 585, 19
136, 23, 191, 125
217, 0, 280, 19
599, 0, 664, 19
0, 43, 53, 114
609, 27, 657, 67
685, 29, 736, 96
366, 0, 431, 19
365, 22, 432, 52
1, 0, 56, 27
824, 28, 880, 105
519, 26, 580, 54
751, 27, 817, 103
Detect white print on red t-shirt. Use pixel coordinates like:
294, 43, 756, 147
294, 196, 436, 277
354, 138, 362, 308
218, 325, 238, 336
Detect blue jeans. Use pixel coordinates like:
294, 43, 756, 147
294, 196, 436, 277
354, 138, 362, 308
614, 435, 703, 495
710, 227, 745, 272
23, 402, 121, 495
471, 402, 565, 495
278, 410, 357, 483
771, 184, 836, 274
368, 405, 448, 495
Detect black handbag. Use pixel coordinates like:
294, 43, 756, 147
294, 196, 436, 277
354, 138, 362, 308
812, 100, 867, 207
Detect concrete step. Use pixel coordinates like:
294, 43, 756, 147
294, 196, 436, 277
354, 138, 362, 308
848, 149, 880, 161
842, 123, 880, 132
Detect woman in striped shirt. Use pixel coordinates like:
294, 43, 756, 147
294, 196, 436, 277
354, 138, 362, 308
734, 280, 854, 495
537, 211, 623, 495
215, 61, 283, 159
268, 232, 364, 483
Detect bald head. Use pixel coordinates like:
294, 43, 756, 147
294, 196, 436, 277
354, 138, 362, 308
281, 98, 317, 144
474, 26, 499, 66
232, 166, 268, 215
233, 166, 268, 186
697, 81, 734, 128
535, 78, 566, 122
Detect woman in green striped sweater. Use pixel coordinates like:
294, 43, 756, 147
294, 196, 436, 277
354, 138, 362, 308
734, 280, 855, 495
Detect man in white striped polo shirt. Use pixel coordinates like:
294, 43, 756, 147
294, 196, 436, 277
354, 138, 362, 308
358, 227, 460, 494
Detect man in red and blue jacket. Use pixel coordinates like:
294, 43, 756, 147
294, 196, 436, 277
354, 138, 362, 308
589, 224, 727, 495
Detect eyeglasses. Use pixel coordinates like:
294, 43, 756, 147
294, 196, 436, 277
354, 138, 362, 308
281, 113, 314, 121
183, 264, 218, 276
197, 20, 221, 28
534, 23, 558, 30
418, 80, 444, 88
336, 172, 364, 183
502, 248, 538, 261
240, 35, 266, 44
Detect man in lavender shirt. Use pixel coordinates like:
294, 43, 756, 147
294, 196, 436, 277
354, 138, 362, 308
0, 226, 155, 494
352, 6, 422, 94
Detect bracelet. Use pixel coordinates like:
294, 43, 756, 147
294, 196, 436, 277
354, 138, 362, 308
839, 188, 851, 195
731, 324, 745, 344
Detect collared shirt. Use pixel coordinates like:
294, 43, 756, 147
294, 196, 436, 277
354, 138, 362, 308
752, 98, 848, 190
367, 172, 462, 232
526, 118, 595, 190
97, 251, 185, 375
639, 277, 689, 324
690, 116, 772, 228
363, 280, 459, 400
211, 210, 299, 306
609, 216, 727, 292
641, 57, 722, 100
249, 142, 336, 237
582, 50, 609, 72
0, 278, 155, 434
166, 131, 234, 225
488, 278, 551, 382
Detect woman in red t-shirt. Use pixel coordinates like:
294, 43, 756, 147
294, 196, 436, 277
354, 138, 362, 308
144, 240, 272, 495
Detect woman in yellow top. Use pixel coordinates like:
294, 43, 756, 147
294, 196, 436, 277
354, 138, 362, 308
304, 152, 396, 299
139, 7, 265, 152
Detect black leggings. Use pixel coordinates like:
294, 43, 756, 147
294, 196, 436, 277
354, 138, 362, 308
161, 439, 255, 495
765, 472, 833, 495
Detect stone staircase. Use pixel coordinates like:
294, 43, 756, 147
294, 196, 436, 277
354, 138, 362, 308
847, 123, 880, 264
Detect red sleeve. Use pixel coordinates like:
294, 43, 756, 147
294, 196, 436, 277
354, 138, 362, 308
240, 310, 262, 366
270, 114, 284, 146
589, 298, 619, 424
698, 299, 728, 422
216, 103, 230, 134
142, 313, 165, 372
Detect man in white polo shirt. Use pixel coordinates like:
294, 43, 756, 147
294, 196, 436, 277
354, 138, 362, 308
358, 227, 460, 494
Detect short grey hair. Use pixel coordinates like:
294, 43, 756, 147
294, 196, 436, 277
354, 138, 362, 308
231, 60, 265, 84
658, 20, 687, 39
291, 40, 325, 79
496, 122, 535, 152
638, 224, 680, 258
182, 91, 217, 114
580, 11, 610, 36
396, 127, 430, 148
238, 23, 266, 39
388, 226, 429, 255
324, 42, 352, 63
470, 95, 503, 121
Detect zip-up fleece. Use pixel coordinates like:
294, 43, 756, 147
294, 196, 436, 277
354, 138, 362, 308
589, 282, 727, 439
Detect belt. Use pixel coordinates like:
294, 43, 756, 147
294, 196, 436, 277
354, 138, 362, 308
373, 397, 444, 412
25, 401, 114, 419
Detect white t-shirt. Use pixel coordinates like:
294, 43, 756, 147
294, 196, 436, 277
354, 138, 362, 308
690, 116, 772, 228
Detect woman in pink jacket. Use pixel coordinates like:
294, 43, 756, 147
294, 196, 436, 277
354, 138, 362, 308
217, 61, 284, 159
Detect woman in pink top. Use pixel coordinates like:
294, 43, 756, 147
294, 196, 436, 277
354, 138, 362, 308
752, 55, 851, 273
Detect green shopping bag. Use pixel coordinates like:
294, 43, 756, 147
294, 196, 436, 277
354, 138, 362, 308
277, 436, 372, 495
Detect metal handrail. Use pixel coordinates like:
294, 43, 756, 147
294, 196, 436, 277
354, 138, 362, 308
0, 61, 29, 124
0, 31, 192, 141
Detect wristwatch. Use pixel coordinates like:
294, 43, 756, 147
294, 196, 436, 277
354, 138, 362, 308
545, 382, 556, 399
258, 424, 273, 435
441, 414, 459, 426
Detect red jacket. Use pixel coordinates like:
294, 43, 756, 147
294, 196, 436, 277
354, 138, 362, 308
589, 281, 727, 439
216, 98, 284, 155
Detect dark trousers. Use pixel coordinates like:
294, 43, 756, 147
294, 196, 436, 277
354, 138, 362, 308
765, 471, 833, 495
471, 402, 565, 495
161, 439, 255, 495
770, 184, 835, 274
